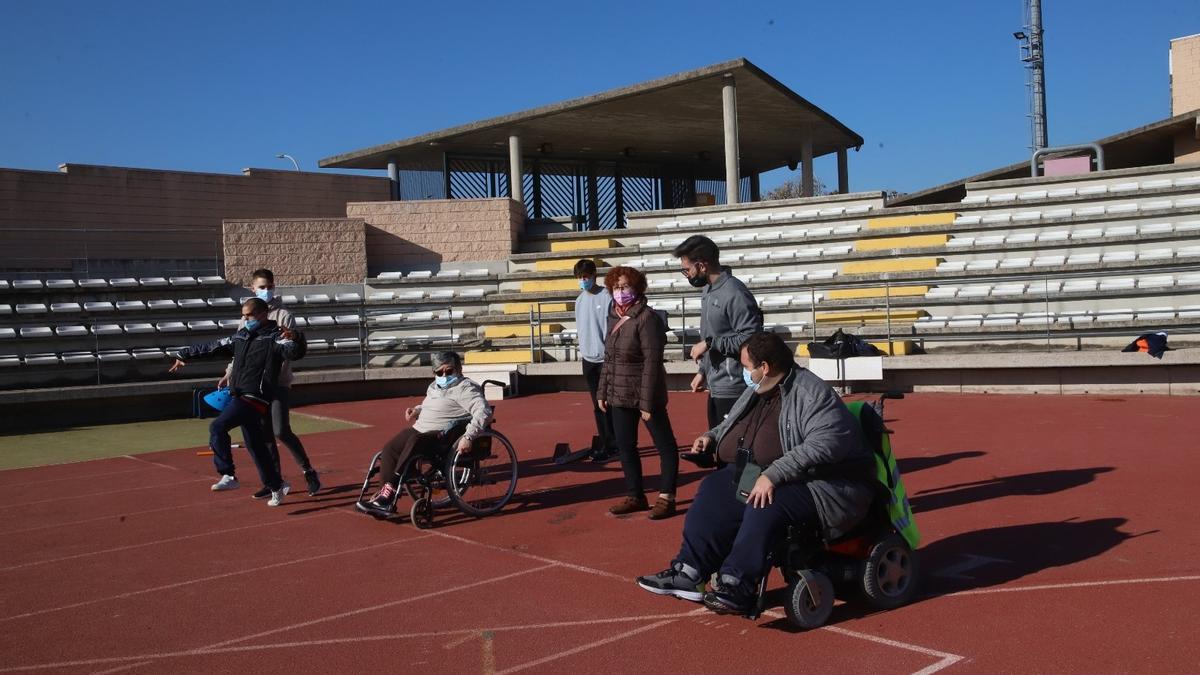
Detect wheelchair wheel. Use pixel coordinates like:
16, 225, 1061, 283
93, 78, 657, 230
444, 430, 518, 517
861, 534, 918, 610
400, 455, 452, 509
785, 569, 835, 630
410, 497, 434, 529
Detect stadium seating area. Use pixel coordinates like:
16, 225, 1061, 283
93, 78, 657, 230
3, 164, 1200, 389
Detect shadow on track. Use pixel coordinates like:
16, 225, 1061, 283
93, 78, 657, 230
910, 466, 1115, 513
897, 450, 986, 474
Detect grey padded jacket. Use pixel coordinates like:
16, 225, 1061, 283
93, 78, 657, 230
703, 365, 875, 540
698, 269, 763, 398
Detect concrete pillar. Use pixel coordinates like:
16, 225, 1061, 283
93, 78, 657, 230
508, 135, 523, 206
837, 148, 849, 194
721, 74, 740, 205
801, 136, 814, 197
749, 173, 760, 202
386, 160, 399, 201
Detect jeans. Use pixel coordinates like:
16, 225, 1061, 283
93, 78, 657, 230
610, 405, 679, 497
675, 465, 819, 592
265, 387, 313, 474
209, 397, 283, 491
582, 360, 616, 451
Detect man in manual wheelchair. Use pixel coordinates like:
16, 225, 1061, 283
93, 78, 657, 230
636, 331, 919, 628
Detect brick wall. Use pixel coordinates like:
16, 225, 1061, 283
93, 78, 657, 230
0, 164, 390, 273
345, 198, 524, 273
1172, 34, 1200, 117
222, 219, 367, 285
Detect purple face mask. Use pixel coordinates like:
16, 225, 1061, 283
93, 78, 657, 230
613, 290, 636, 305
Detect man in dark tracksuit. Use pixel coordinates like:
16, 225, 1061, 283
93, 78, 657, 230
169, 297, 305, 506
673, 235, 763, 465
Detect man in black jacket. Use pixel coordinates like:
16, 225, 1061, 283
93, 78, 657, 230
169, 297, 306, 506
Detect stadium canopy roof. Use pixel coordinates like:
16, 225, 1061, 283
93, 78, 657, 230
319, 58, 863, 180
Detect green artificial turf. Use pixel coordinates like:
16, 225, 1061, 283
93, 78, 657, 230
0, 413, 361, 471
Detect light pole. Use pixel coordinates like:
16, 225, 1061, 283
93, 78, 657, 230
276, 153, 300, 172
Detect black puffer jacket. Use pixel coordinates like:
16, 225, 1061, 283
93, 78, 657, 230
176, 320, 305, 403
597, 299, 668, 411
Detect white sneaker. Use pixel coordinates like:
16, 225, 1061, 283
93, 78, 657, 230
211, 475, 239, 491
279, 481, 290, 497
268, 486, 287, 507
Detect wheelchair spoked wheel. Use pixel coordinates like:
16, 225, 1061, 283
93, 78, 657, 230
785, 569, 835, 630
400, 455, 452, 509
410, 497, 434, 529
861, 534, 918, 610
444, 430, 518, 517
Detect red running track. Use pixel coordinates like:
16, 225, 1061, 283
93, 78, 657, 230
1, 391, 1198, 674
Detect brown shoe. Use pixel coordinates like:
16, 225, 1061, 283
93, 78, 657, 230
648, 497, 677, 520
609, 495, 649, 515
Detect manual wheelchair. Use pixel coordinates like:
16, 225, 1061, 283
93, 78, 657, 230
747, 393, 920, 628
356, 381, 519, 528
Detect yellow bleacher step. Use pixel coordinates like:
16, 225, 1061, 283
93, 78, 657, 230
534, 258, 605, 272
814, 309, 928, 324
520, 278, 582, 293
483, 324, 563, 339
796, 340, 918, 357
465, 349, 543, 365
502, 302, 572, 315
866, 213, 957, 229
549, 238, 616, 252
855, 234, 949, 251
841, 258, 940, 275
827, 286, 930, 300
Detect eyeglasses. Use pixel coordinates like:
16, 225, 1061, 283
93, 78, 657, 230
613, 285, 634, 292
679, 262, 703, 277
434, 368, 454, 376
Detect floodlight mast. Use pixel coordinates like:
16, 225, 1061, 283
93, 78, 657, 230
1016, 0, 1049, 151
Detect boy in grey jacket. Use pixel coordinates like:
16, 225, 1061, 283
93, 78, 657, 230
574, 259, 617, 461
673, 235, 763, 464
220, 268, 321, 497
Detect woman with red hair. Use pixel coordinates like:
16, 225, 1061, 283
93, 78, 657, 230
597, 265, 680, 519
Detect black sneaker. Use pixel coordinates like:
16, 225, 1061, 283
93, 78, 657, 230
304, 470, 321, 496
251, 486, 272, 500
590, 448, 619, 464
355, 486, 397, 517
702, 576, 755, 615
636, 562, 704, 602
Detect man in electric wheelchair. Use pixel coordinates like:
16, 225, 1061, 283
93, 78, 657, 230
356, 351, 492, 518
637, 331, 910, 622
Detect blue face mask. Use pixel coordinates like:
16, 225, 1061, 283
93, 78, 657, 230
435, 374, 460, 388
244, 319, 261, 331
743, 367, 759, 389
255, 288, 274, 302
578, 278, 594, 291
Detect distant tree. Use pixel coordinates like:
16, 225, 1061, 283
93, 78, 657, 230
765, 175, 832, 200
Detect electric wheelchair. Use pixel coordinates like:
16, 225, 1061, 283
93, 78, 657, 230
747, 393, 920, 628
357, 380, 519, 528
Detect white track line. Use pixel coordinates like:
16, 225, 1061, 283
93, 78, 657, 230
0, 499, 216, 537
0, 466, 161, 489
0, 511, 337, 573
821, 626, 964, 674
495, 619, 678, 674
423, 528, 629, 582
944, 574, 1200, 597
0, 535, 433, 623
121, 454, 183, 472
0, 477, 208, 510
199, 563, 558, 650
0, 609, 705, 672
88, 661, 151, 675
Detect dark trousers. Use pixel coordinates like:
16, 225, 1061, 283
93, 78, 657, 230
264, 387, 313, 474
611, 405, 679, 497
582, 360, 616, 451
707, 395, 739, 430
675, 465, 819, 591
209, 397, 283, 491
378, 427, 442, 489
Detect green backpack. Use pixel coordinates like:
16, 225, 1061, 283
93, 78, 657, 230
844, 401, 921, 550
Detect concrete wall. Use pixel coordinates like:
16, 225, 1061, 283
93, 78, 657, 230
1171, 34, 1200, 117
345, 198, 525, 274
0, 164, 390, 274
223, 218, 367, 285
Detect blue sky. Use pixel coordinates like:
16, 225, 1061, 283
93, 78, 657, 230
2, 1, 1196, 195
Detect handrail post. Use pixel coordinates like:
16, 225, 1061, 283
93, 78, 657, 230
528, 306, 536, 364
883, 278, 893, 355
